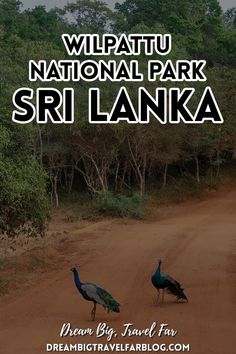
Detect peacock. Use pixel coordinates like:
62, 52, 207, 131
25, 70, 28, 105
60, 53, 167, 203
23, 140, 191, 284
71, 266, 120, 321
151, 260, 188, 303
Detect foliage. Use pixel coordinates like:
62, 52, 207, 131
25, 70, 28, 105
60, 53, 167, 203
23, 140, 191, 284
0, 156, 49, 237
114, 0, 235, 66
99, 191, 148, 218
0, 0, 22, 38
224, 7, 236, 29
61, 0, 114, 33
154, 174, 204, 204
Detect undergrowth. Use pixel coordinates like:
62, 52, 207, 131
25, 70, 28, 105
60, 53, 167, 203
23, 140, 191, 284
60, 164, 236, 219
61, 191, 148, 219
99, 191, 148, 218
0, 277, 9, 294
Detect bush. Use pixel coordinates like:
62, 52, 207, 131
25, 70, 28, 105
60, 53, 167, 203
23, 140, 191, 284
0, 157, 50, 237
99, 191, 148, 218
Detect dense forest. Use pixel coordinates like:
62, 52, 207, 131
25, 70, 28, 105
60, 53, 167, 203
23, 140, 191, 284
0, 0, 236, 236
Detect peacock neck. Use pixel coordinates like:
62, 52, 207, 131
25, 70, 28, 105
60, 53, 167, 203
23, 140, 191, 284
73, 269, 81, 289
155, 263, 161, 278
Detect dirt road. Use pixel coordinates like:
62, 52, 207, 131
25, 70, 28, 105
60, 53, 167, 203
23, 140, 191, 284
0, 190, 235, 354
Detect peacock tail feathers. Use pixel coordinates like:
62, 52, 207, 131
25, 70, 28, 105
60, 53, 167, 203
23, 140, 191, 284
164, 274, 188, 301
96, 286, 120, 313
152, 261, 188, 303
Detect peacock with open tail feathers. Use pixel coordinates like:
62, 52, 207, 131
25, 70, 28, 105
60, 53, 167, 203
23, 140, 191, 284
71, 266, 120, 321
152, 260, 188, 303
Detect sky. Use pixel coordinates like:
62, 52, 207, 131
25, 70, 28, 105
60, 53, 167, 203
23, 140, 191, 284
22, 0, 117, 10
21, 0, 235, 12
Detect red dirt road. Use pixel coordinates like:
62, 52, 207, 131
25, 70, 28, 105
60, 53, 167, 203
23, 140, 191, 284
0, 190, 235, 354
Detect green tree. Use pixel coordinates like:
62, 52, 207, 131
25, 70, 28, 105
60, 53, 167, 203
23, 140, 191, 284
18, 6, 71, 46
62, 0, 114, 33
114, 0, 226, 62
224, 7, 236, 29
0, 0, 22, 37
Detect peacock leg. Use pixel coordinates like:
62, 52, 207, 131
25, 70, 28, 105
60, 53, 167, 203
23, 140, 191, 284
162, 289, 165, 303
157, 289, 160, 303
91, 303, 96, 321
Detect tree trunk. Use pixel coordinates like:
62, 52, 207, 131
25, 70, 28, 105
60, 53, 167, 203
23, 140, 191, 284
68, 166, 75, 194
128, 139, 146, 196
120, 161, 127, 190
115, 161, 120, 191
195, 156, 200, 183
216, 150, 221, 180
140, 155, 147, 196
49, 170, 59, 207
162, 163, 168, 188
37, 125, 43, 167
209, 157, 214, 185
54, 174, 59, 208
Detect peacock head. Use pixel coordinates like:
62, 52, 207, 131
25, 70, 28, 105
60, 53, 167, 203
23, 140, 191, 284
70, 265, 77, 273
158, 259, 162, 265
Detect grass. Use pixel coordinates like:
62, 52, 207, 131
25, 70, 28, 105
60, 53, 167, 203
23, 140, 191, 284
28, 254, 46, 271
0, 277, 9, 294
151, 174, 204, 205
0, 257, 6, 269
0, 257, 9, 294
60, 192, 102, 221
